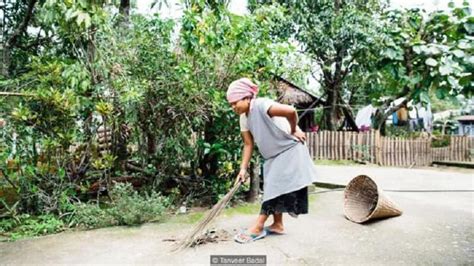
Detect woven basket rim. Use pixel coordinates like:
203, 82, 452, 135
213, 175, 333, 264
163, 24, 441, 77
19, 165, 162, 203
343, 175, 380, 223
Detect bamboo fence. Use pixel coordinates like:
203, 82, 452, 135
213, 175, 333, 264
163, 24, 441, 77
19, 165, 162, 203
306, 130, 474, 167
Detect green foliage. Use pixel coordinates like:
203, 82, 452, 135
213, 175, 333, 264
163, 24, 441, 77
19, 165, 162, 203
379, 5, 472, 100
39, 0, 110, 45
369, 2, 472, 129
69, 203, 115, 229
0, 218, 17, 234
430, 91, 462, 112
1, 57, 84, 198
95, 13, 209, 180
2, 1, 296, 220
0, 214, 64, 241
385, 124, 423, 139
0, 183, 170, 240
71, 183, 171, 229
107, 183, 171, 226
177, 3, 296, 187
431, 134, 451, 148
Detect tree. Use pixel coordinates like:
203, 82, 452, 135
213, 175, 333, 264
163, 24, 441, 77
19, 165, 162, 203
249, 0, 386, 130
1, 0, 41, 77
369, 2, 473, 132
178, 0, 297, 201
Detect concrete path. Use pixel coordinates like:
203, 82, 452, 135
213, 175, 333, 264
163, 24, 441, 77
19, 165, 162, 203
1, 165, 473, 265
314, 164, 474, 191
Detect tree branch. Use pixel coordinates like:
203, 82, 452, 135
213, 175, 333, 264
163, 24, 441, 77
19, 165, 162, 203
340, 104, 359, 132
6, 0, 38, 49
18, 27, 47, 50
380, 98, 408, 125
341, 55, 357, 80
347, 85, 358, 105
0, 92, 34, 97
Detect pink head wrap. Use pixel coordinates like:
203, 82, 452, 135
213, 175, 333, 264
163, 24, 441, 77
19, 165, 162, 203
226, 78, 259, 103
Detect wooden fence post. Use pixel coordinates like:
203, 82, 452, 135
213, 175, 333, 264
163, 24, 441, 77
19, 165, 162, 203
374, 130, 381, 165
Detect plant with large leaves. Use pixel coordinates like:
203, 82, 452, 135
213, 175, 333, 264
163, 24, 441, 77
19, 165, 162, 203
369, 2, 473, 132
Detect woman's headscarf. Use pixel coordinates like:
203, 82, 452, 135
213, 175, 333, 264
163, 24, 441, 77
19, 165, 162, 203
226, 78, 259, 103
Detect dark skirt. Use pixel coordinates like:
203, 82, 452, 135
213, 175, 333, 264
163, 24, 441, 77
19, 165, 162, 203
260, 186, 308, 216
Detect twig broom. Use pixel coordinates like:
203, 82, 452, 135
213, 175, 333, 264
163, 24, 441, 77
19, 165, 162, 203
171, 179, 243, 252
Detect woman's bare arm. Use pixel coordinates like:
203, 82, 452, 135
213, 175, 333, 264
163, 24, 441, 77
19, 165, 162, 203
267, 103, 298, 133
267, 103, 306, 142
236, 131, 254, 183
240, 131, 254, 169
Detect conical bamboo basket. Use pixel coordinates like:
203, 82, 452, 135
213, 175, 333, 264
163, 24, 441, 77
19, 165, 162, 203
343, 175, 402, 223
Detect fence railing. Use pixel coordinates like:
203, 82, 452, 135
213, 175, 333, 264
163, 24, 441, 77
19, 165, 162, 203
306, 130, 473, 167
432, 136, 474, 162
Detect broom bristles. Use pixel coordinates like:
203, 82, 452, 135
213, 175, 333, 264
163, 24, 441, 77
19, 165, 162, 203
171, 180, 242, 252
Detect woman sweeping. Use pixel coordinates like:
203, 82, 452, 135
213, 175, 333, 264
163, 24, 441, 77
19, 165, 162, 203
227, 78, 318, 244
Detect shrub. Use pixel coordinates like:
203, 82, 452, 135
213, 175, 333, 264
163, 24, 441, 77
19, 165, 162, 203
431, 133, 451, 148
1, 214, 64, 241
69, 203, 117, 229
71, 183, 171, 229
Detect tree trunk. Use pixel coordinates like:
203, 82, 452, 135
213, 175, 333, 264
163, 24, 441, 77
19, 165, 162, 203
146, 131, 156, 155
372, 109, 386, 134
322, 80, 341, 131
321, 42, 346, 131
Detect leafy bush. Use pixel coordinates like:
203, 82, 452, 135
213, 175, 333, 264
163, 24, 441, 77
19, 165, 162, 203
431, 133, 451, 148
0, 1, 301, 222
71, 183, 171, 229
0, 218, 17, 234
108, 183, 171, 226
385, 124, 423, 139
69, 203, 117, 229
0, 214, 64, 241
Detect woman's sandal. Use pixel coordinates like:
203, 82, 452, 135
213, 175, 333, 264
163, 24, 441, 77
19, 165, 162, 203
263, 226, 285, 235
234, 229, 267, 244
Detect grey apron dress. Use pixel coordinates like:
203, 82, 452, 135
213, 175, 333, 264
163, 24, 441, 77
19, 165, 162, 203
247, 98, 318, 215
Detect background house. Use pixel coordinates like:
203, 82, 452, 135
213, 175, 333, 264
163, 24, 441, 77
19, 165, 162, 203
457, 115, 474, 136
271, 76, 360, 132
271, 76, 323, 132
